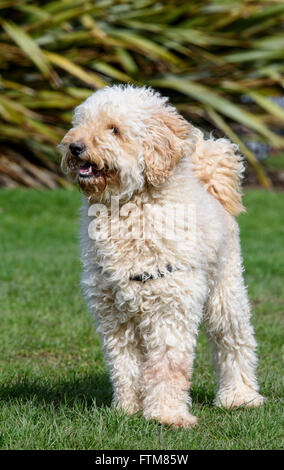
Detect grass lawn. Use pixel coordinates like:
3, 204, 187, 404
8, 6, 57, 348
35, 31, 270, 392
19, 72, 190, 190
0, 188, 283, 450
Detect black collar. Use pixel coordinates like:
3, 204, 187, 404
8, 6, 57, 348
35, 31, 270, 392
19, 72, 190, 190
130, 264, 174, 283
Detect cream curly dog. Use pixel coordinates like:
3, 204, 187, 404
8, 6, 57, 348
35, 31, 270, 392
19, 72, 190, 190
59, 85, 264, 428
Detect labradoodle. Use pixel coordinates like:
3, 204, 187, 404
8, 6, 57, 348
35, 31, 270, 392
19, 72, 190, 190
58, 85, 264, 428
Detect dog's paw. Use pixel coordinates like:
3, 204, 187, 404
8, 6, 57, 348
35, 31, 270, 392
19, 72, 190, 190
215, 388, 265, 408
144, 410, 198, 429
170, 413, 199, 429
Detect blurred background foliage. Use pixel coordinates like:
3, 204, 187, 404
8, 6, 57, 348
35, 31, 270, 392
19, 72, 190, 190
0, 0, 283, 189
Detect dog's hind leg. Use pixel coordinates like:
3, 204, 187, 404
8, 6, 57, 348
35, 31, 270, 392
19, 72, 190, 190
203, 234, 265, 408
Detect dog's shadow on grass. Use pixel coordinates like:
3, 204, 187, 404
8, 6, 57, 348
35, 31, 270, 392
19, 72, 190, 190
0, 372, 113, 409
0, 373, 216, 410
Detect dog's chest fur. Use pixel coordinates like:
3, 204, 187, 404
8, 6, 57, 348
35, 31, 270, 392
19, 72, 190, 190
79, 165, 230, 320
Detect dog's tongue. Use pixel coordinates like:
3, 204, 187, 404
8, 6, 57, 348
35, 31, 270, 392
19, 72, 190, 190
79, 163, 93, 176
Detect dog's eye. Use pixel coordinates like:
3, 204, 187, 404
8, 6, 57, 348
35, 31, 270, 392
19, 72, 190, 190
110, 126, 120, 136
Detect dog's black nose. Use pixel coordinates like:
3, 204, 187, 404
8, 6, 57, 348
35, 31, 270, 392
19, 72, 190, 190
69, 142, 86, 157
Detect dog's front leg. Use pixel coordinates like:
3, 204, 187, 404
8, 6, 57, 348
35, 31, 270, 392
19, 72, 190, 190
139, 275, 206, 428
140, 325, 198, 428
99, 318, 144, 414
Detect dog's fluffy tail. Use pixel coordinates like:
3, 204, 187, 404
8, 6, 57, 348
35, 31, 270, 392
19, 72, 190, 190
191, 130, 245, 216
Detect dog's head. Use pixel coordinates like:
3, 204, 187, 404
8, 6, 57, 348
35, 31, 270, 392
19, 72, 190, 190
58, 85, 195, 201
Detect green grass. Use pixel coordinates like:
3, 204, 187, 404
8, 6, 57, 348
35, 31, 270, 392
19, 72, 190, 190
0, 188, 283, 450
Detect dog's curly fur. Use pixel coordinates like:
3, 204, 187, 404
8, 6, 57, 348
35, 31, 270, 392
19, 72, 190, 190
59, 85, 264, 428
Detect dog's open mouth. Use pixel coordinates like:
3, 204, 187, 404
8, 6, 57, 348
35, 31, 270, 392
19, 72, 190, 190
79, 162, 93, 177
76, 161, 119, 193
78, 162, 108, 179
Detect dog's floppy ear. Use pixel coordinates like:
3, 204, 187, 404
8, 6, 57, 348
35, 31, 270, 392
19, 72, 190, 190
143, 109, 193, 186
